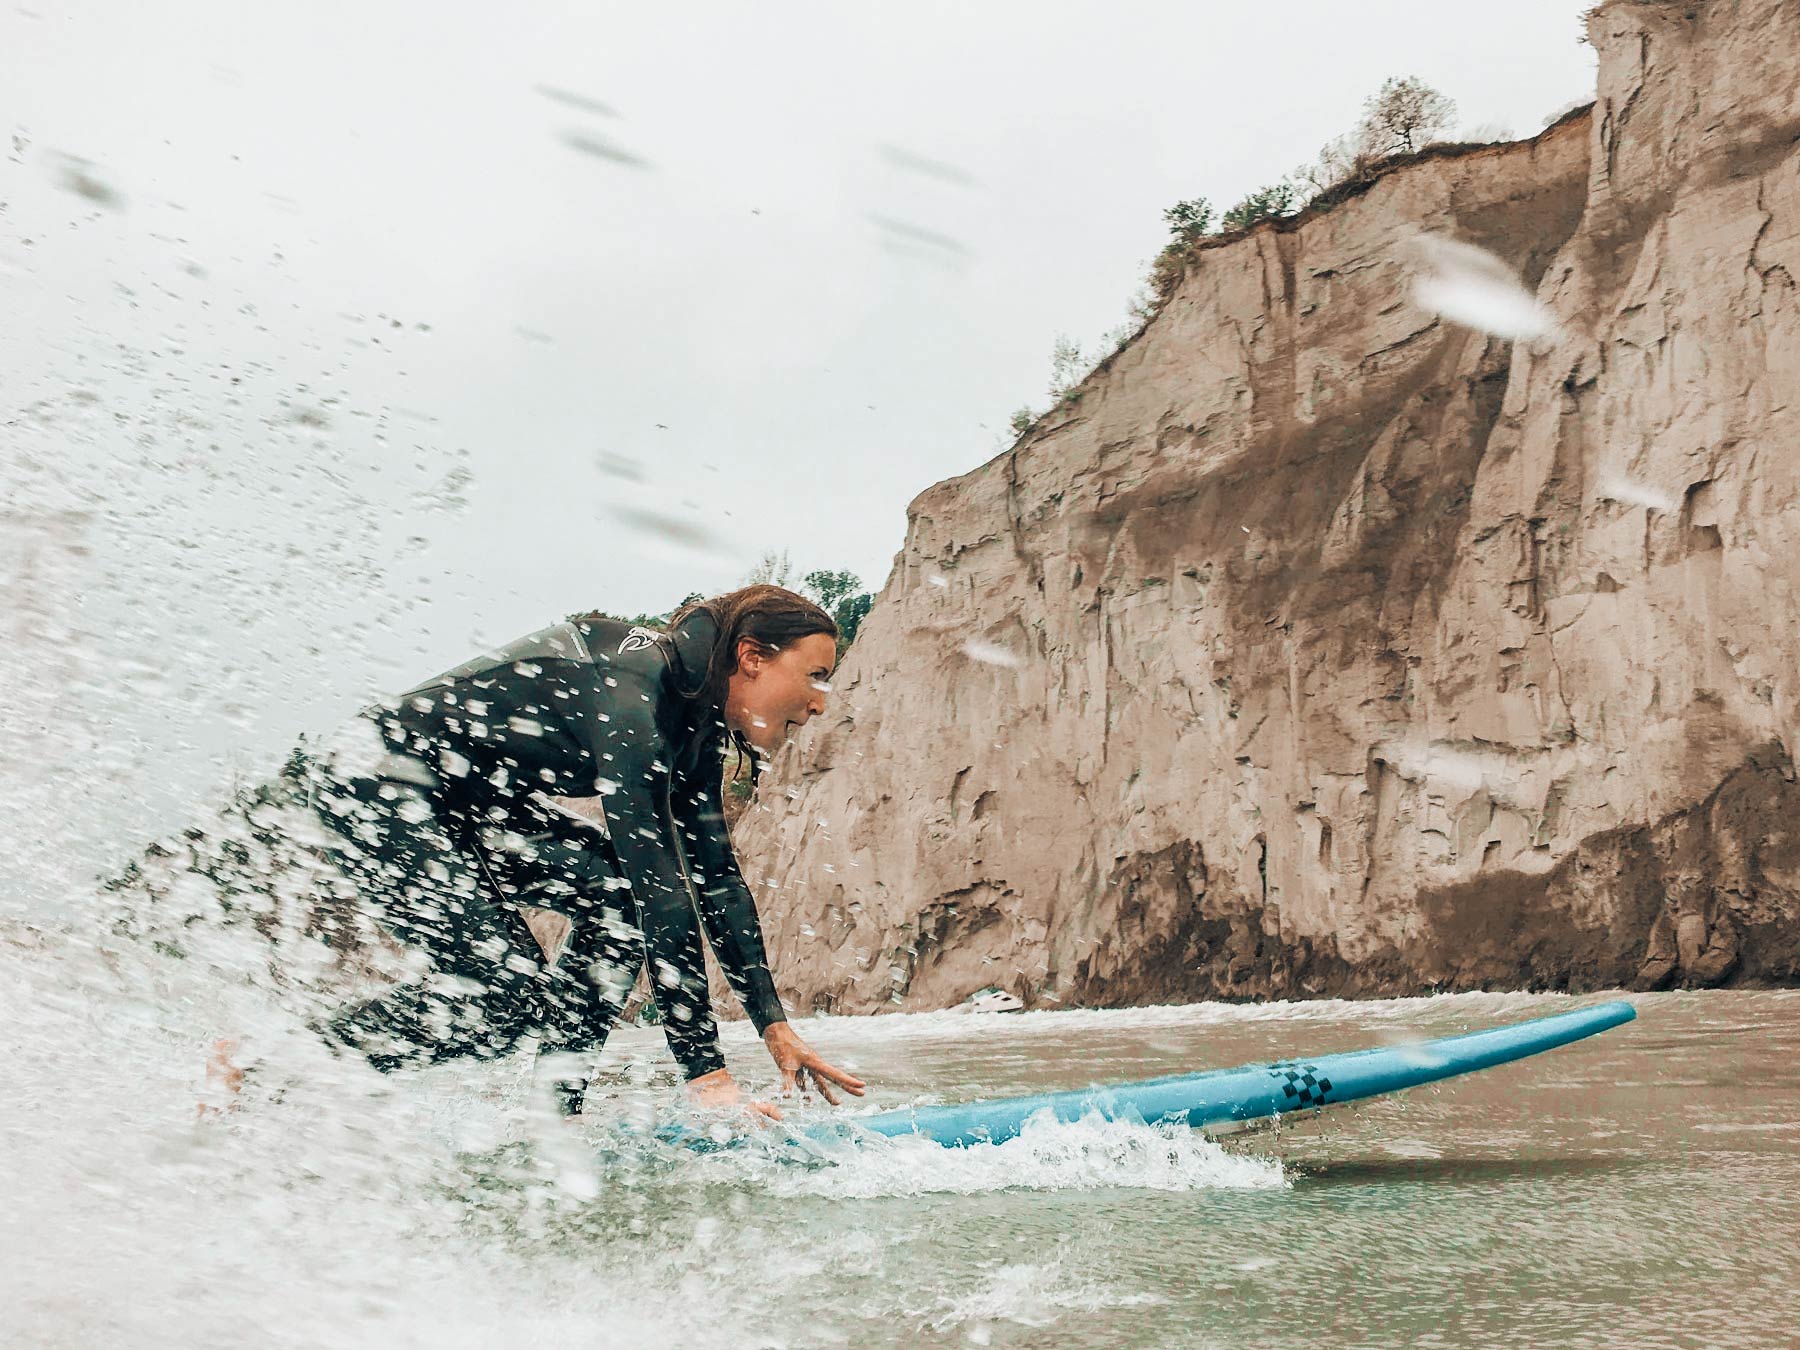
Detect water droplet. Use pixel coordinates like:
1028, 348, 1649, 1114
961, 640, 1021, 668
1407, 233, 1557, 342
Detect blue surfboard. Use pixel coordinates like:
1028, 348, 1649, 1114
844, 1000, 1636, 1149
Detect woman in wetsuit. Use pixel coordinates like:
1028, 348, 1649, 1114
295, 584, 863, 1116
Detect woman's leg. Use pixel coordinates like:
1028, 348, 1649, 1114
311, 775, 546, 1071
532, 888, 647, 1113
482, 818, 648, 1115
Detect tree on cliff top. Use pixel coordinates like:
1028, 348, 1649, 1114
1162, 197, 1215, 245
1148, 200, 1217, 300
1047, 334, 1087, 403
1294, 75, 1457, 198
1363, 76, 1457, 155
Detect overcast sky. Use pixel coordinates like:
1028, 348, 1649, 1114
2, 0, 1599, 846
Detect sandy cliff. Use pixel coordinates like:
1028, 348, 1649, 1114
734, 0, 1800, 1012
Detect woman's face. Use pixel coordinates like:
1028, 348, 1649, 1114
725, 631, 837, 756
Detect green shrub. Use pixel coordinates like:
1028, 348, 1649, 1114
1220, 182, 1296, 232
1162, 197, 1214, 244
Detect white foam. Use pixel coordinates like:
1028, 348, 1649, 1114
1692, 1121, 1800, 1134
711, 1109, 1287, 1199
920, 1252, 1166, 1332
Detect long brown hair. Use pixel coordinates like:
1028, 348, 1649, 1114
668, 584, 837, 776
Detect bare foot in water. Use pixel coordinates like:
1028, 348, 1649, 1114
197, 1037, 243, 1119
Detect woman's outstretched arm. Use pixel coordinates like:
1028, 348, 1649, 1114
671, 755, 866, 1105
669, 754, 787, 1035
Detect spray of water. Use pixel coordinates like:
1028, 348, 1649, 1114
1595, 473, 1677, 513
1407, 233, 1559, 344
960, 639, 1022, 668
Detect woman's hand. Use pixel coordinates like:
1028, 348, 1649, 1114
762, 1022, 866, 1105
686, 1067, 783, 1122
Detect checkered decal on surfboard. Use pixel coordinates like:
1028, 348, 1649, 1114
1270, 1063, 1334, 1109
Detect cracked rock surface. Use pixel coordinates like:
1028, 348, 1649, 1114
732, 0, 1800, 1014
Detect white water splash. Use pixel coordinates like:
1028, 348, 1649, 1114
921, 1248, 1165, 1333
738, 1110, 1286, 1200
1375, 1026, 1454, 1071
1408, 233, 1558, 343
961, 639, 1022, 668
1, 932, 639, 1345
1596, 473, 1677, 513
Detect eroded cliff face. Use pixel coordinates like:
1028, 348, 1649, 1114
733, 0, 1800, 1013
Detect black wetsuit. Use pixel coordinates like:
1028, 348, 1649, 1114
302, 610, 786, 1110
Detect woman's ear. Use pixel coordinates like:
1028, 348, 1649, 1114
735, 634, 764, 677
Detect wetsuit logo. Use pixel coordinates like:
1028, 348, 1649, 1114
618, 626, 661, 654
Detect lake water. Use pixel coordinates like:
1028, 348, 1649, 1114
6, 926, 1798, 1349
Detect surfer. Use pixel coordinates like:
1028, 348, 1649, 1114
214, 584, 864, 1119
